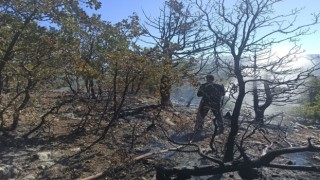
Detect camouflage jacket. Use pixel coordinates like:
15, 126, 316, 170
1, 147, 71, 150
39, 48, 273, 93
197, 82, 225, 106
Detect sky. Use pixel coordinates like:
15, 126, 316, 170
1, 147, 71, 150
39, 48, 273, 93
90, 0, 320, 55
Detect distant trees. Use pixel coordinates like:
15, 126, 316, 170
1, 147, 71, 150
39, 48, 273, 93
298, 76, 320, 122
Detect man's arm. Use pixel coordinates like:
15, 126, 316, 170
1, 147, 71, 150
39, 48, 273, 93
197, 84, 204, 97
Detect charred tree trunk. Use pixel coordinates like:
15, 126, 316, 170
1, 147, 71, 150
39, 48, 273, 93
254, 109, 265, 124
85, 78, 96, 99
89, 79, 96, 99
7, 78, 34, 131
0, 73, 3, 96
155, 162, 260, 180
160, 75, 172, 107
83, 40, 97, 99
253, 80, 272, 124
224, 55, 244, 162
159, 38, 174, 107
253, 54, 272, 124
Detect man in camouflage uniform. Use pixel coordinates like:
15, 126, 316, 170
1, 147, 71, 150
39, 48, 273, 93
194, 75, 225, 137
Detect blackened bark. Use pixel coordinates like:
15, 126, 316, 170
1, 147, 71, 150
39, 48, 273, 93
254, 82, 272, 124
253, 54, 272, 124
160, 75, 173, 107
224, 56, 244, 162
8, 79, 35, 131
156, 140, 320, 179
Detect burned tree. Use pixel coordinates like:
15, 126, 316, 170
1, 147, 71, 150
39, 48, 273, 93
252, 51, 273, 124
250, 47, 320, 124
143, 0, 209, 106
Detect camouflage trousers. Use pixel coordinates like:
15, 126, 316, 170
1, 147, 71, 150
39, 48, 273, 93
194, 100, 224, 135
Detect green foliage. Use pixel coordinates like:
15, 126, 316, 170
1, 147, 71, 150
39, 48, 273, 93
0, 0, 104, 130
297, 77, 320, 122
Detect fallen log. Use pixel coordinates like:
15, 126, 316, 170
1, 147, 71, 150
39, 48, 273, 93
157, 138, 320, 179
156, 163, 236, 179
